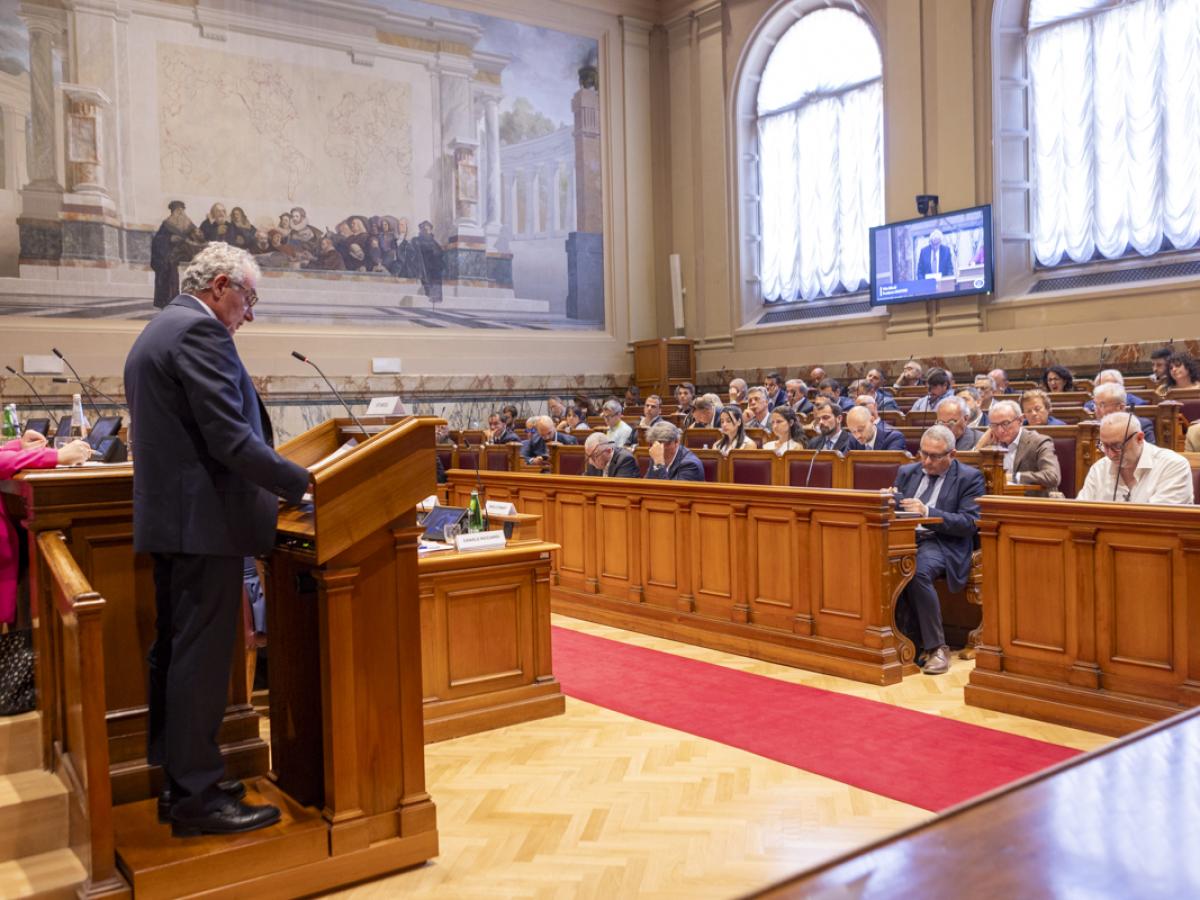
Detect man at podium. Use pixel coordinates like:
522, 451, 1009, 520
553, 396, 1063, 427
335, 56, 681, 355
124, 243, 311, 837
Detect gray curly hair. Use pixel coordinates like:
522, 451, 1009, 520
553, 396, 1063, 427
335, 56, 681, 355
180, 242, 261, 297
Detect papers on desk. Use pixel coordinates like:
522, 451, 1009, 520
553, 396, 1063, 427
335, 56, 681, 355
418, 539, 455, 556
309, 438, 358, 471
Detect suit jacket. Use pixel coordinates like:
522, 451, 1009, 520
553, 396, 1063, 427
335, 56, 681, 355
124, 295, 310, 557
522, 430, 579, 460
916, 243, 954, 279
768, 388, 787, 409
603, 447, 641, 478
806, 430, 854, 454
955, 429, 980, 451
645, 446, 705, 481
492, 427, 523, 444
1009, 428, 1061, 490
851, 422, 907, 452
893, 460, 984, 592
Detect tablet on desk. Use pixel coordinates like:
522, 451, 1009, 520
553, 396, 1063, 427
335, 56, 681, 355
86, 416, 122, 448
23, 417, 50, 437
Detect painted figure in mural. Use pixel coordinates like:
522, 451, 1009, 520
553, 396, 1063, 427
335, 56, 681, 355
307, 236, 345, 271
150, 200, 195, 309
387, 218, 424, 280
344, 242, 368, 273
288, 207, 320, 252
199, 203, 231, 243
275, 213, 293, 243
377, 216, 400, 268
261, 229, 309, 268
228, 207, 257, 250
413, 220, 444, 303
249, 231, 272, 256
366, 237, 387, 273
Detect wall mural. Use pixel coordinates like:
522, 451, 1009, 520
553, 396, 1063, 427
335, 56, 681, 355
0, 0, 604, 331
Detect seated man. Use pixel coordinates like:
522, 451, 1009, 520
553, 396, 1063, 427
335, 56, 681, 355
809, 366, 827, 384
989, 368, 1015, 395
894, 360, 925, 389
764, 372, 788, 409
855, 377, 899, 413
522, 415, 578, 464
935, 396, 980, 451
547, 396, 567, 421
600, 399, 635, 446
487, 412, 522, 444
972, 374, 996, 413
784, 379, 813, 415
1083, 369, 1147, 413
892, 424, 986, 675
1149, 346, 1173, 386
675, 382, 696, 418
866, 368, 895, 404
639, 394, 664, 428
910, 368, 953, 413
805, 399, 853, 453
1077, 412, 1193, 504
728, 377, 749, 407
684, 394, 718, 430
583, 432, 639, 478
817, 378, 855, 412
957, 386, 988, 429
644, 421, 704, 481
976, 399, 1062, 491
744, 386, 772, 430
1091, 382, 1156, 444
846, 405, 906, 451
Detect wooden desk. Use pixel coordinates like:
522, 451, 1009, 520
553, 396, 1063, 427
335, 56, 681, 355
446, 471, 930, 685
753, 706, 1200, 898
966, 496, 1200, 735
419, 540, 564, 741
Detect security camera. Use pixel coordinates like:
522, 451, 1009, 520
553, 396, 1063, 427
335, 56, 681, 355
916, 194, 939, 217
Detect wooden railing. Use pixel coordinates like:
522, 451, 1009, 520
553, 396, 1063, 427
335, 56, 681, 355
34, 530, 124, 896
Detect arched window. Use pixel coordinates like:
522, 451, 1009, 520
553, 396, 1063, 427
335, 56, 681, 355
1026, 0, 1200, 267
754, 7, 884, 303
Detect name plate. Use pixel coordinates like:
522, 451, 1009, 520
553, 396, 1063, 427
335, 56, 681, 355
417, 494, 440, 511
485, 500, 517, 516
454, 530, 507, 552
366, 396, 408, 415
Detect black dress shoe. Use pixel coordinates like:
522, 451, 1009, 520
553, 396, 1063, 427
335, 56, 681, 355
170, 797, 281, 838
158, 779, 247, 823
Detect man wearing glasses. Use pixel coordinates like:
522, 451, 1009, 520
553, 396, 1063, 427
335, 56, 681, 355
1076, 412, 1192, 504
975, 399, 1061, 492
891, 424, 986, 675
125, 243, 310, 837
583, 432, 640, 478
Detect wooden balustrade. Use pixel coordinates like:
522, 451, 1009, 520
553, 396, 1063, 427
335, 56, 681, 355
34, 530, 125, 896
966, 496, 1200, 735
447, 470, 944, 685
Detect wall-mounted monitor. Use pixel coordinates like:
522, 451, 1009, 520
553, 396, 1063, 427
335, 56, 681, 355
869, 204, 993, 307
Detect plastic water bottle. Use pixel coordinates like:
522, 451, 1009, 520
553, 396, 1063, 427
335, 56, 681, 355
70, 394, 89, 438
467, 490, 484, 533
1, 404, 17, 439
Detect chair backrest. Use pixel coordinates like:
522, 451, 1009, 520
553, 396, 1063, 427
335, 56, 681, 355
897, 427, 924, 456
683, 427, 721, 449
729, 449, 775, 485
846, 450, 910, 490
457, 448, 479, 471
485, 446, 512, 471
552, 444, 588, 476
693, 448, 723, 482
784, 450, 836, 488
880, 410, 906, 425
436, 448, 453, 473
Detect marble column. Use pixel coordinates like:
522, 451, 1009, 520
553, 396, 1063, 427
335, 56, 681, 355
21, 12, 60, 192
484, 96, 502, 232
551, 160, 564, 234
526, 169, 539, 235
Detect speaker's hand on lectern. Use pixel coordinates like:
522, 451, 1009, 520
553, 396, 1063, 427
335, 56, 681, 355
20, 430, 47, 450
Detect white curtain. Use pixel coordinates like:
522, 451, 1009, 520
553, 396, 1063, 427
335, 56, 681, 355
1029, 0, 1200, 266
758, 81, 883, 302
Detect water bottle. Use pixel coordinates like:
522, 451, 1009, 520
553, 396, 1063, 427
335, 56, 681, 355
1, 404, 17, 439
70, 394, 89, 438
467, 490, 484, 533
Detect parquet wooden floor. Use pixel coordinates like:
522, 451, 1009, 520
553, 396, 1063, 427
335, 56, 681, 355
319, 615, 1111, 898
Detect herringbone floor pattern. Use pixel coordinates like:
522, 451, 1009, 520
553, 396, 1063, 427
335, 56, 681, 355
323, 616, 1111, 898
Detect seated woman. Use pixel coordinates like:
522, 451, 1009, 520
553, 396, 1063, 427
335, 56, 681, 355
762, 406, 805, 455
1021, 389, 1066, 426
564, 406, 591, 432
2, 432, 92, 625
1040, 365, 1075, 393
1161, 352, 1200, 395
713, 405, 757, 456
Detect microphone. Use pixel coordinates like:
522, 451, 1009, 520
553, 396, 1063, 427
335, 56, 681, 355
804, 442, 822, 487
292, 351, 368, 438
460, 434, 489, 529
1098, 336, 1109, 369
6, 365, 60, 426
51, 348, 107, 420
1112, 410, 1136, 502
51, 377, 119, 408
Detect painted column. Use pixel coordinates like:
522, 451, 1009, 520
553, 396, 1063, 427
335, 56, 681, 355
484, 95, 502, 232
551, 160, 564, 234
526, 168, 539, 235
21, 11, 60, 191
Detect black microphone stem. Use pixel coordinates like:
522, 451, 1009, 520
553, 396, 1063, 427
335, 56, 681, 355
51, 348, 107, 420
804, 444, 821, 487
6, 366, 60, 426
1112, 410, 1135, 502
52, 377, 118, 413
292, 352, 369, 438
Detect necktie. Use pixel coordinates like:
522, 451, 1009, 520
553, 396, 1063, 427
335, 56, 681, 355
917, 474, 940, 506
825, 437, 834, 451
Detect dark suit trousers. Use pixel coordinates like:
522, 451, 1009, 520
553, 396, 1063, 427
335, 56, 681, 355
899, 536, 947, 651
148, 553, 242, 813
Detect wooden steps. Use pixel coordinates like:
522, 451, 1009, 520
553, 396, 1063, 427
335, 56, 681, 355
0, 712, 87, 898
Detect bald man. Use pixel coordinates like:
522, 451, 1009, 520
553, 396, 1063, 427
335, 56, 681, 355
846, 405, 906, 451
1076, 413, 1192, 504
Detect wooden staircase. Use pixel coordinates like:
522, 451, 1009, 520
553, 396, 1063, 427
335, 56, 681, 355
0, 712, 86, 898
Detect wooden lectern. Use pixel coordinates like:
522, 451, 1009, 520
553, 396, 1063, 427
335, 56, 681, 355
110, 416, 440, 897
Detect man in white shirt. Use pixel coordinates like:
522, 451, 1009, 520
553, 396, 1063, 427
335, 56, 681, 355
1076, 412, 1193, 505
600, 399, 634, 447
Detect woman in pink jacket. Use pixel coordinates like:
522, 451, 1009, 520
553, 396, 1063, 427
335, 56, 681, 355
1, 432, 92, 624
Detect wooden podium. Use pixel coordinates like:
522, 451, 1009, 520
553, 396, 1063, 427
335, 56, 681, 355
109, 416, 440, 897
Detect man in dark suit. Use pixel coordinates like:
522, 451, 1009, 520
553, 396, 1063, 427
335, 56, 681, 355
784, 379, 814, 416
583, 433, 640, 478
935, 396, 980, 450
915, 229, 955, 280
846, 406, 906, 451
124, 243, 311, 836
764, 372, 787, 410
522, 415, 578, 464
891, 425, 985, 675
644, 421, 704, 481
487, 412, 522, 444
805, 400, 853, 453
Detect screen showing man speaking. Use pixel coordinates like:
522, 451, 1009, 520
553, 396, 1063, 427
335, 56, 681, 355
869, 204, 992, 306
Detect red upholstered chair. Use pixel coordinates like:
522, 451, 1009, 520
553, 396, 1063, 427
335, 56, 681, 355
485, 446, 512, 471
899, 428, 923, 456
553, 445, 587, 476
785, 450, 835, 488
694, 449, 722, 482
1048, 434, 1077, 498
457, 448, 479, 471
730, 450, 774, 485
683, 427, 721, 449
436, 448, 453, 473
636, 453, 651, 476
847, 451, 910, 490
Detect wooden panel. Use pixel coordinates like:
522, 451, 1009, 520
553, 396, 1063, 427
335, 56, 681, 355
1003, 532, 1069, 654
445, 581, 524, 687
747, 509, 796, 628
815, 518, 864, 622
1098, 538, 1177, 674
642, 499, 681, 607
597, 497, 631, 583
556, 495, 587, 582
693, 502, 734, 619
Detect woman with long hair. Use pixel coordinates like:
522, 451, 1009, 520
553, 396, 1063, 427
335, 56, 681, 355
1165, 353, 1200, 391
713, 405, 756, 456
762, 406, 805, 455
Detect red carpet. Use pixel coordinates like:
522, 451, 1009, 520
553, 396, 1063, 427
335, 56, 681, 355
552, 626, 1079, 812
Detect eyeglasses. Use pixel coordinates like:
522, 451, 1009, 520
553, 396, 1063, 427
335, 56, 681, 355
228, 279, 258, 308
918, 449, 951, 460
939, 416, 961, 426
990, 418, 1019, 429
1098, 432, 1137, 454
